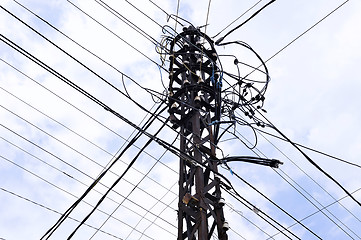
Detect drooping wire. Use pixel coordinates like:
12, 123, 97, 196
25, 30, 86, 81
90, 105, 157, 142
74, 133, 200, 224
212, 0, 264, 39
215, 0, 277, 45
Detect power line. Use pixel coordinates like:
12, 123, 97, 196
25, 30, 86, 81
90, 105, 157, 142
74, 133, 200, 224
89, 136, 179, 239
266, 187, 361, 240
220, 112, 359, 238
215, 0, 276, 45
233, 110, 361, 223
222, 163, 323, 239
0, 136, 177, 235
255, 108, 361, 207
66, 0, 166, 71
212, 0, 264, 38
254, 127, 361, 169
0, 187, 125, 240
264, 0, 350, 64
0, 57, 177, 177
66, 117, 169, 239
0, 154, 157, 239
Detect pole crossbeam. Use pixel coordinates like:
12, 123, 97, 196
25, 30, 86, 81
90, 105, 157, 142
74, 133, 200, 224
167, 26, 228, 240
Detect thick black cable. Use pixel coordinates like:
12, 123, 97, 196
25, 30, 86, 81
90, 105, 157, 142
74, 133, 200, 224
67, 118, 169, 239
254, 108, 361, 207
0, 84, 177, 198
215, 0, 276, 45
0, 31, 220, 178
267, 187, 361, 239
221, 186, 297, 240
89, 135, 179, 239
41, 104, 167, 239
227, 111, 360, 237
0, 5, 167, 115
0, 135, 177, 236
223, 163, 323, 239
254, 127, 361, 169
0, 57, 177, 178
11, 0, 168, 100
213, 0, 264, 38
234, 110, 361, 223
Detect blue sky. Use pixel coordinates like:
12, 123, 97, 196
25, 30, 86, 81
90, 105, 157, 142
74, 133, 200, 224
1, 0, 361, 239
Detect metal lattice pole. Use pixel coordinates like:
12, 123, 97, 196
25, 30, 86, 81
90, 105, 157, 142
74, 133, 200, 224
168, 26, 228, 240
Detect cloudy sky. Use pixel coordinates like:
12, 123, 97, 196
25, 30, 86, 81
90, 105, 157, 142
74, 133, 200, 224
0, 0, 361, 239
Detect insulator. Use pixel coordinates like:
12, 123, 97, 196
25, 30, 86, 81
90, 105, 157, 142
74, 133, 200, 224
171, 102, 178, 109
222, 221, 229, 231
218, 198, 225, 207
211, 52, 218, 61
194, 96, 201, 104
183, 60, 189, 65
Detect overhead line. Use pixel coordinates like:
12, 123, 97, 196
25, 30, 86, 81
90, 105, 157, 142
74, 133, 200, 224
66, 0, 166, 71
0, 57, 177, 176
254, 127, 361, 169
89, 136, 179, 239
233, 110, 361, 223
0, 187, 125, 240
222, 112, 359, 237
223, 163, 323, 239
0, 154, 156, 239
212, 0, 264, 38
267, 187, 361, 239
0, 136, 177, 235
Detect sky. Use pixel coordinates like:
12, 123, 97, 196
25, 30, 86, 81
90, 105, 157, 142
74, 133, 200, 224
0, 0, 361, 239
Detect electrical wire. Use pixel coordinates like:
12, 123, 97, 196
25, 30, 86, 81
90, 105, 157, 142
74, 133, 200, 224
0, 154, 157, 239
222, 163, 323, 239
234, 110, 361, 224
212, 0, 264, 38
66, 117, 169, 239
66, 0, 166, 71
89, 135, 179, 239
0, 57, 178, 178
220, 109, 359, 238
40, 102, 167, 239
0, 135, 177, 235
266, 187, 361, 239
11, 0, 168, 102
255, 108, 361, 207
215, 0, 276, 45
254, 126, 361, 169
0, 187, 125, 240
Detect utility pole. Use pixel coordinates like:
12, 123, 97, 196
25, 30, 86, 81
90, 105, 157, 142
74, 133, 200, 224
167, 26, 228, 240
